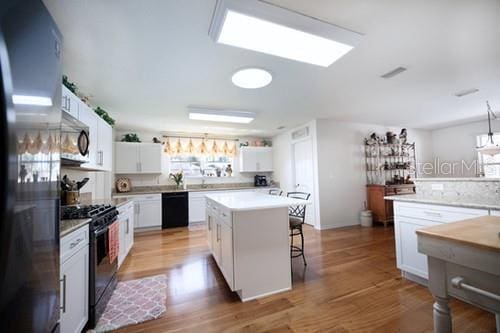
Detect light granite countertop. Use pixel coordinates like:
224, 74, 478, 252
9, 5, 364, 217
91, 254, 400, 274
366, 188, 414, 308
60, 218, 91, 238
414, 177, 500, 182
112, 185, 278, 196
385, 194, 500, 210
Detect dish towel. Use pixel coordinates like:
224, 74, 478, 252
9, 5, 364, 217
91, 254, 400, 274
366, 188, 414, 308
109, 220, 119, 264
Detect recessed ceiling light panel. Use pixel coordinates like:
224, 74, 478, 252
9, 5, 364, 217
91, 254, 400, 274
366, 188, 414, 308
232, 68, 272, 89
209, 0, 362, 67
188, 106, 255, 124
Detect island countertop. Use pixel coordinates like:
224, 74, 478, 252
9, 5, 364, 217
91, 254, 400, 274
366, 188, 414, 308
417, 215, 500, 253
205, 192, 308, 211
384, 194, 500, 210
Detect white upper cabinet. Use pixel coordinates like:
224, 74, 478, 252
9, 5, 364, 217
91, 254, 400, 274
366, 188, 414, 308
62, 85, 113, 172
115, 142, 162, 174
239, 147, 273, 172
98, 121, 113, 171
62, 85, 80, 119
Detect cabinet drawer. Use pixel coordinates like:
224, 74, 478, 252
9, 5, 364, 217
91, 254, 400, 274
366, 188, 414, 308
118, 201, 134, 215
61, 225, 89, 263
219, 208, 232, 227
395, 202, 488, 223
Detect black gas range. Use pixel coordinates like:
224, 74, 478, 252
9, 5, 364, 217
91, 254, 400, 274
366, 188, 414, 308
61, 204, 119, 328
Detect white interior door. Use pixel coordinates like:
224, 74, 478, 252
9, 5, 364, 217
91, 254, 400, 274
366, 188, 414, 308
292, 139, 315, 226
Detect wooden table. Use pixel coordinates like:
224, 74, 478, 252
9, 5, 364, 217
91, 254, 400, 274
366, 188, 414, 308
417, 216, 500, 333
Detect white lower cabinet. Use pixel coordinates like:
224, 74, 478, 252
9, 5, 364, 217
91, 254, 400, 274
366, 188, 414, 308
394, 201, 488, 281
491, 210, 500, 217
118, 201, 135, 268
135, 194, 162, 228
60, 225, 89, 333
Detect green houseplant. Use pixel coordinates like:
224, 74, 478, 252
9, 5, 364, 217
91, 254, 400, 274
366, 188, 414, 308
169, 171, 184, 189
94, 106, 115, 126
62, 75, 77, 94
121, 133, 141, 142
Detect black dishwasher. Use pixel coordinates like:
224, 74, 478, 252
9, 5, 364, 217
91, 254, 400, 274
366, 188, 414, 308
162, 191, 189, 228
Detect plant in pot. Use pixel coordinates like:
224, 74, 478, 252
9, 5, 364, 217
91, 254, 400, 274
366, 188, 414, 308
169, 171, 184, 190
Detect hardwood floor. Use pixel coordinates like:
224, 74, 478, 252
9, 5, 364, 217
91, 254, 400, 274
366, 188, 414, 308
117, 224, 496, 333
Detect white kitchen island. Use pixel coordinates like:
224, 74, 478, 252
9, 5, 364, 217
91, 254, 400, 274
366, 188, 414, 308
205, 191, 308, 301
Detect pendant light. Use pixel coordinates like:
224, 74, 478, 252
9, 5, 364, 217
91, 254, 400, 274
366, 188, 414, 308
211, 140, 219, 155
164, 138, 172, 154
476, 101, 500, 156
199, 139, 208, 155
174, 138, 183, 155
187, 139, 195, 154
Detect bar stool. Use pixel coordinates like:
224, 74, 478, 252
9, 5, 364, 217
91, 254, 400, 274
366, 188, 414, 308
269, 189, 283, 196
287, 192, 310, 266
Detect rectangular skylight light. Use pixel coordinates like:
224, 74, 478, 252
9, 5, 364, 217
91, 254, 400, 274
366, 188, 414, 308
188, 107, 255, 124
209, 0, 362, 67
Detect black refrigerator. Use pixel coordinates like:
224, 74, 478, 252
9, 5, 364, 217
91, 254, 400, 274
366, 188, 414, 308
0, 1, 62, 332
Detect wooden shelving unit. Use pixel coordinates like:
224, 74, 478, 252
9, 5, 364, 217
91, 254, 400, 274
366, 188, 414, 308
364, 142, 417, 226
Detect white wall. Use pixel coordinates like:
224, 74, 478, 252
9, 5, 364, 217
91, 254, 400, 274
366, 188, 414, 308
272, 119, 433, 230
114, 130, 273, 188
315, 120, 433, 229
61, 168, 112, 200
430, 119, 499, 177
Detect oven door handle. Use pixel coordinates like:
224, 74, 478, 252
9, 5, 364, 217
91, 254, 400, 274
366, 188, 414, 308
94, 226, 109, 236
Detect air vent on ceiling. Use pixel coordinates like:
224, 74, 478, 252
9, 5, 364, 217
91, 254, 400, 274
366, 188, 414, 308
380, 67, 407, 79
454, 88, 479, 97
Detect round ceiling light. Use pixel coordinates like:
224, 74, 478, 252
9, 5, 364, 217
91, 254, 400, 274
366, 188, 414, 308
232, 68, 272, 89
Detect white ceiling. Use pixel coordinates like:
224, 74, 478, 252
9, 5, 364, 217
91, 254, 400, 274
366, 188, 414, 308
43, 0, 500, 136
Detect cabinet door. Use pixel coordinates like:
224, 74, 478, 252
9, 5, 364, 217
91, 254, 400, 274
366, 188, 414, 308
239, 148, 258, 172
97, 121, 113, 171
206, 212, 214, 251
220, 222, 234, 289
115, 143, 139, 174
137, 199, 162, 228
61, 245, 89, 333
395, 216, 440, 279
212, 220, 222, 266
138, 144, 162, 173
62, 85, 79, 119
256, 148, 273, 172
189, 197, 206, 223
78, 104, 99, 170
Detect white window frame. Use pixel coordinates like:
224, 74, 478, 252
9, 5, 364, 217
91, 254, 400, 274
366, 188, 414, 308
476, 133, 500, 177
169, 155, 234, 178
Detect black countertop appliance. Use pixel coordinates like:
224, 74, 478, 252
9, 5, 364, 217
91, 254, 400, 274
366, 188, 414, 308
254, 175, 268, 187
162, 191, 189, 228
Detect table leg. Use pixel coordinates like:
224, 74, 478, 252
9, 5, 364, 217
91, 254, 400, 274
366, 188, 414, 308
433, 296, 452, 333
495, 313, 499, 333
427, 257, 452, 333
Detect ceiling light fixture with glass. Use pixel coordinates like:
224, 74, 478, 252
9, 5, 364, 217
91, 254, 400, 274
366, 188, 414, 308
232, 68, 272, 89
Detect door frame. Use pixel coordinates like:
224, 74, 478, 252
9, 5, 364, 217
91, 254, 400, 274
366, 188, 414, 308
291, 137, 316, 227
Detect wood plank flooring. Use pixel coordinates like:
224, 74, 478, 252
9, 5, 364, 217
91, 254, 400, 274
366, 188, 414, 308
117, 224, 496, 332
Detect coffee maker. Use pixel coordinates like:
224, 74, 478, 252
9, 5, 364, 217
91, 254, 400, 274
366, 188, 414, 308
254, 175, 268, 187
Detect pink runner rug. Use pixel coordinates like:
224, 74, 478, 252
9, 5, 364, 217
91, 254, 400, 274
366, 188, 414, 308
94, 274, 167, 332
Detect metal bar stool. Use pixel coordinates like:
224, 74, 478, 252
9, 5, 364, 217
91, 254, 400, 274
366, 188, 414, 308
269, 189, 283, 196
287, 192, 310, 266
